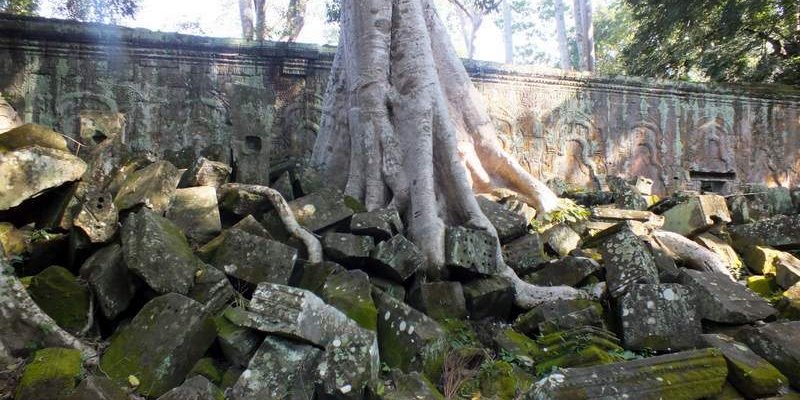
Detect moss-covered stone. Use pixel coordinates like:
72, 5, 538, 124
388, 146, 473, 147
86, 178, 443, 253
113, 160, 181, 214
374, 289, 444, 372
213, 313, 262, 367
470, 360, 531, 400
67, 376, 128, 400
188, 357, 224, 386
15, 347, 82, 400
747, 275, 781, 298
493, 328, 539, 367
27, 266, 90, 333
159, 375, 225, 400
0, 222, 27, 257
321, 269, 377, 331
0, 123, 69, 153
99, 293, 216, 398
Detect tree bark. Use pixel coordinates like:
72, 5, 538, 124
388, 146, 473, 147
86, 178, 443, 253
554, 0, 571, 70
312, 0, 575, 308
502, 0, 513, 64
280, 0, 309, 42
652, 230, 735, 281
254, 0, 269, 40
572, 0, 594, 71
239, 0, 255, 40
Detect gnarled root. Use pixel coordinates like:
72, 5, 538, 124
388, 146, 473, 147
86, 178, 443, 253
232, 184, 323, 263
0, 250, 97, 361
652, 230, 735, 281
498, 265, 590, 309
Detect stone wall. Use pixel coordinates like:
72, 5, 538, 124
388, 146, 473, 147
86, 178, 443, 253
2, 14, 799, 193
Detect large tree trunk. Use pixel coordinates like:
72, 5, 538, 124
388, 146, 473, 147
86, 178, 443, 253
502, 0, 513, 64
238, 0, 255, 40
572, 0, 594, 71
254, 0, 269, 40
311, 0, 579, 308
279, 0, 309, 42
554, 0, 571, 70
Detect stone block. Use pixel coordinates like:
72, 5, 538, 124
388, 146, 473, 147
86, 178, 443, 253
159, 375, 225, 400
166, 186, 221, 243
15, 347, 82, 400
700, 333, 788, 398
373, 288, 444, 372
121, 208, 202, 295
178, 156, 231, 188
445, 226, 500, 277
679, 269, 776, 324
267, 187, 355, 232
218, 183, 273, 217
729, 214, 800, 250
502, 233, 550, 275
322, 232, 375, 265
590, 207, 664, 226
533, 327, 623, 375
598, 222, 659, 298
292, 261, 345, 295
462, 276, 514, 320
409, 281, 467, 321
0, 123, 68, 152
694, 233, 745, 279
79, 244, 135, 320
476, 196, 528, 243
271, 170, 295, 201
99, 293, 216, 398
531, 348, 727, 400
321, 269, 378, 331
114, 160, 181, 213
618, 284, 701, 351
542, 223, 581, 257
188, 263, 235, 314
197, 215, 271, 261
214, 312, 263, 368
523, 256, 602, 287
73, 190, 118, 243
0, 146, 86, 211
67, 376, 128, 400
28, 266, 90, 334
513, 299, 603, 336
230, 335, 321, 400
662, 194, 731, 236
736, 321, 800, 390
212, 228, 297, 287
368, 234, 424, 282
350, 207, 403, 241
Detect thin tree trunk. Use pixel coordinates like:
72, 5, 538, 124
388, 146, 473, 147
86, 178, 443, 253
554, 0, 571, 70
312, 0, 577, 307
573, 0, 594, 71
254, 0, 269, 40
572, 0, 585, 71
239, 0, 255, 40
280, 0, 309, 42
502, 0, 513, 64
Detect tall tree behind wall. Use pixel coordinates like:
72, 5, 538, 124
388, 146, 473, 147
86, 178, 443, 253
553, 0, 570, 69
1, 0, 139, 22
502, 0, 513, 63
572, 0, 593, 71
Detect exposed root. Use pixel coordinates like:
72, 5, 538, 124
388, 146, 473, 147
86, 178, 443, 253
498, 264, 590, 309
652, 230, 735, 281
233, 184, 323, 263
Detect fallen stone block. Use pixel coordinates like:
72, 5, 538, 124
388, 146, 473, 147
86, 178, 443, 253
67, 376, 128, 400
542, 223, 581, 257
15, 347, 82, 400
736, 321, 800, 390
178, 156, 232, 188
700, 333, 788, 398
618, 284, 701, 351
121, 208, 202, 295
493, 328, 540, 368
99, 293, 216, 398
502, 233, 550, 275
368, 234, 424, 282
590, 207, 664, 226
514, 299, 605, 336
114, 160, 181, 213
775, 251, 800, 289
477, 196, 528, 243
321, 269, 378, 331
197, 215, 271, 261
218, 183, 274, 218
729, 214, 800, 250
212, 228, 297, 287
264, 187, 355, 233
524, 256, 602, 287
380, 370, 445, 400
533, 327, 623, 375
728, 186, 795, 224
292, 261, 345, 295
79, 244, 135, 320
462, 276, 514, 320
230, 335, 320, 400
608, 175, 649, 211
373, 288, 444, 372
0, 123, 68, 152
214, 312, 263, 368
350, 207, 403, 241
322, 232, 375, 265
445, 226, 500, 277
530, 348, 727, 400
166, 186, 222, 244
27, 266, 90, 334
777, 282, 800, 320
224, 283, 378, 398
409, 281, 467, 321
0, 145, 87, 211
598, 222, 659, 298
680, 269, 776, 324
188, 263, 235, 314
694, 233, 745, 279
73, 190, 118, 243
662, 194, 731, 236
158, 375, 225, 400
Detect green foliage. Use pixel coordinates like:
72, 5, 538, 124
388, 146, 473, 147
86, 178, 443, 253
0, 0, 139, 23
621, 0, 800, 84
0, 0, 37, 15
541, 199, 590, 225
593, 1, 634, 75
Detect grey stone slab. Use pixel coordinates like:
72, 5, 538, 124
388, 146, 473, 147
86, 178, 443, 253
618, 283, 701, 352
680, 269, 776, 324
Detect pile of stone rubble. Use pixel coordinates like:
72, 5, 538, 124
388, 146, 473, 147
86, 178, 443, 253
1, 123, 799, 400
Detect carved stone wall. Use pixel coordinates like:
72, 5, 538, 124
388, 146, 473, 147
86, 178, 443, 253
2, 15, 799, 193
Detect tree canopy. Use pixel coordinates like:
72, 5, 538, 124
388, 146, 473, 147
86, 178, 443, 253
621, 0, 800, 84
1, 0, 139, 22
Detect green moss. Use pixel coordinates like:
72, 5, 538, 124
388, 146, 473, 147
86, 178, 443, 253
16, 347, 82, 400
189, 358, 224, 385
650, 350, 728, 400
495, 329, 540, 367
727, 356, 788, 396
421, 320, 482, 385
27, 266, 89, 333
747, 275, 780, 297
462, 360, 527, 400
343, 196, 367, 213
321, 272, 377, 331
535, 345, 617, 375
220, 367, 243, 389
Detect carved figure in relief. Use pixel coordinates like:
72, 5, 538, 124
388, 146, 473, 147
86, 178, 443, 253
688, 117, 735, 173
624, 121, 667, 195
